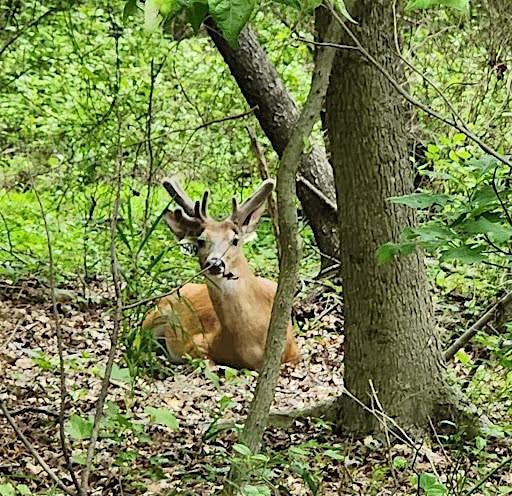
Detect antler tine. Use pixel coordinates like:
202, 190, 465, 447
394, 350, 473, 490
162, 177, 196, 217
200, 191, 209, 219
231, 179, 275, 225
231, 197, 238, 218
173, 206, 203, 231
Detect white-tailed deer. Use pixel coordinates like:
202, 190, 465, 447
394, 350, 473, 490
143, 177, 299, 370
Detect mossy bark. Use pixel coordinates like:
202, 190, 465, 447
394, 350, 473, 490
206, 20, 340, 268
322, 1, 452, 434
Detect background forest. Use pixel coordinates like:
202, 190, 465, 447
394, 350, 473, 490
0, 0, 511, 495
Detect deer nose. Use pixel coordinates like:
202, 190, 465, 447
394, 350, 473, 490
206, 258, 225, 275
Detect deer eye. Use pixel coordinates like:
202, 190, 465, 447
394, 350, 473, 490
179, 241, 198, 257
232, 236, 239, 246
196, 238, 206, 249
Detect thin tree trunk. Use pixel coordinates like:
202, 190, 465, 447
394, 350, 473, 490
223, 15, 339, 494
322, 2, 449, 433
205, 20, 340, 267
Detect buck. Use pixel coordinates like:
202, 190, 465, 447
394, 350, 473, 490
143, 177, 299, 370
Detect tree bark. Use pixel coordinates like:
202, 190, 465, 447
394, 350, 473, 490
205, 20, 340, 267
322, 3, 449, 433
222, 16, 339, 494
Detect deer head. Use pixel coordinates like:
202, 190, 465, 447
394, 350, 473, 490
163, 177, 274, 280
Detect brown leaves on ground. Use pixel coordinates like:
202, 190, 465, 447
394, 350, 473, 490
1, 280, 511, 495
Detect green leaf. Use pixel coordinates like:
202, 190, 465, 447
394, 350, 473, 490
158, 0, 177, 15
323, 449, 344, 460
208, 0, 255, 46
241, 486, 271, 496
111, 363, 132, 383
459, 218, 511, 243
0, 484, 15, 496
392, 456, 408, 470
16, 486, 31, 496
331, 0, 357, 23
144, 0, 162, 30
187, 1, 209, 31
377, 243, 400, 264
417, 223, 454, 240
418, 473, 448, 496
377, 242, 416, 264
389, 192, 450, 209
123, 0, 139, 20
145, 406, 179, 430
440, 245, 485, 264
405, 0, 469, 11
233, 443, 252, 456
204, 366, 220, 388
66, 414, 93, 440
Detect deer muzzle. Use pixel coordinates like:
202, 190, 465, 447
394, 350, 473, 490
206, 257, 225, 276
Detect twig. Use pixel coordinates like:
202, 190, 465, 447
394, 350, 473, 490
297, 174, 338, 212
143, 58, 166, 228
444, 291, 512, 361
80, 140, 124, 495
126, 106, 258, 148
491, 165, 512, 228
2, 406, 59, 418
121, 265, 211, 311
0, 401, 76, 496
30, 175, 80, 493
464, 456, 512, 496
246, 126, 281, 258
321, 8, 512, 171
0, 8, 58, 59
2, 318, 22, 350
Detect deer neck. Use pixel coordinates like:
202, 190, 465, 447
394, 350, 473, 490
205, 258, 264, 334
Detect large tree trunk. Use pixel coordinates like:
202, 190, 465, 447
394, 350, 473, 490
322, 3, 449, 433
205, 20, 340, 267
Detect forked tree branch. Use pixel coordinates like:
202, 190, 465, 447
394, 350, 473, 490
30, 175, 80, 493
0, 401, 76, 496
222, 12, 341, 495
79, 151, 124, 495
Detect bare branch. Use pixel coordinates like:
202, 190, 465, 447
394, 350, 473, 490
30, 175, 80, 493
246, 126, 281, 259
79, 150, 124, 495
0, 401, 76, 496
444, 291, 512, 361
0, 8, 59, 59
1, 406, 59, 418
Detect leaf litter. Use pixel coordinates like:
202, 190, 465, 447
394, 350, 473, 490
0, 279, 511, 495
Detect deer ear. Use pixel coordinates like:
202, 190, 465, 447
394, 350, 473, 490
240, 201, 268, 238
164, 209, 202, 240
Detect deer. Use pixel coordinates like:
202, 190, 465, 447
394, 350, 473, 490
142, 177, 300, 371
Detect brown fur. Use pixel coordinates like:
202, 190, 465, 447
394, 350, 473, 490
143, 276, 299, 370
143, 178, 299, 371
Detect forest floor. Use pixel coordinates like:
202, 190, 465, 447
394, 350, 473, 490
0, 279, 511, 495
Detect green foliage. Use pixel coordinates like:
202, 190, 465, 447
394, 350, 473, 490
405, 0, 469, 11
144, 406, 180, 429
66, 414, 94, 440
209, 0, 256, 46
0, 484, 16, 496
382, 142, 511, 270
416, 473, 448, 495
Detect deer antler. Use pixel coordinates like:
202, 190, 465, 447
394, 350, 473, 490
163, 177, 209, 221
231, 179, 275, 226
